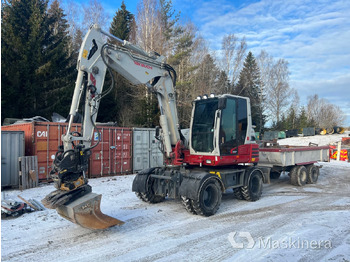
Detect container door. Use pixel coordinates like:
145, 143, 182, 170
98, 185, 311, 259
114, 128, 132, 174
1, 131, 25, 187
133, 129, 150, 172
149, 130, 163, 168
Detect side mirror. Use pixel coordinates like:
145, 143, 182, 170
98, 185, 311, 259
155, 126, 160, 137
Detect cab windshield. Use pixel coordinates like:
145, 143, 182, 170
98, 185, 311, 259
191, 99, 218, 152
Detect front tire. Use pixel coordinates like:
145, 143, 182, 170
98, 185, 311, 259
192, 178, 222, 216
241, 169, 263, 201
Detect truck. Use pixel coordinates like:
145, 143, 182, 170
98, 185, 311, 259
42, 24, 330, 230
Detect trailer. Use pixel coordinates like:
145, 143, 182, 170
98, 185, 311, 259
258, 143, 330, 186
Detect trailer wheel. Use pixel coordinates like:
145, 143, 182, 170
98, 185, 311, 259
140, 176, 165, 203
241, 169, 263, 201
290, 166, 307, 186
192, 178, 222, 216
181, 196, 197, 215
306, 165, 319, 184
233, 188, 244, 200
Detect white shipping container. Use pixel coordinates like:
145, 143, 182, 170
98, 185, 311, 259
133, 128, 164, 173
1, 131, 25, 187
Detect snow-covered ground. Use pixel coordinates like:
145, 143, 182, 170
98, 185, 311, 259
1, 134, 350, 262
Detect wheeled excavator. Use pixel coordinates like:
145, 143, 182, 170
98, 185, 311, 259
42, 24, 269, 230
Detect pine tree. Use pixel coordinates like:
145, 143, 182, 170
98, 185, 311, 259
297, 106, 309, 129
109, 1, 135, 41
1, 0, 75, 121
96, 2, 137, 125
167, 24, 197, 127
236, 52, 265, 132
39, 0, 76, 118
1, 0, 48, 121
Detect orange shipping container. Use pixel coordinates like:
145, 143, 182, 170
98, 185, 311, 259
2, 122, 132, 180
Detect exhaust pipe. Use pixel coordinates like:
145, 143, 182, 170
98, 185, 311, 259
56, 193, 124, 229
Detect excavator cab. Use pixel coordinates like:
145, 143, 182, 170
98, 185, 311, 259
189, 94, 257, 166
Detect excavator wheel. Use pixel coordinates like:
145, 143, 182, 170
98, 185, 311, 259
181, 196, 197, 215
138, 176, 165, 203
233, 188, 244, 200
191, 178, 222, 216
56, 193, 124, 230
241, 169, 263, 201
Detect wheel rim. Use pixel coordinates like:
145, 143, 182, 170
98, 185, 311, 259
301, 170, 307, 182
203, 184, 218, 209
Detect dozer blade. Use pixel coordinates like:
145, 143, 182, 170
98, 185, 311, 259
56, 193, 124, 229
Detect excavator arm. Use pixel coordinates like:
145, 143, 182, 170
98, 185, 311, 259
42, 24, 181, 229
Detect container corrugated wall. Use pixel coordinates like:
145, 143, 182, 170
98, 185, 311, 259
89, 127, 132, 177
133, 128, 164, 173
1, 131, 25, 187
303, 127, 315, 136
2, 122, 132, 180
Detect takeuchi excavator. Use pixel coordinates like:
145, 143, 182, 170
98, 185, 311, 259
42, 24, 269, 230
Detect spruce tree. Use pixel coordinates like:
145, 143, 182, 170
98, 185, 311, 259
236, 52, 265, 132
109, 1, 135, 41
96, 2, 136, 125
39, 0, 75, 118
1, 0, 75, 121
1, 0, 48, 121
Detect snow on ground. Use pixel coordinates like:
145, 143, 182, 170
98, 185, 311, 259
278, 132, 349, 147
1, 134, 350, 262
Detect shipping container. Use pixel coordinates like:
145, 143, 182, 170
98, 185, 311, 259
278, 131, 286, 139
89, 126, 132, 177
2, 122, 132, 180
303, 127, 315, 136
133, 128, 164, 173
263, 131, 279, 141
286, 129, 298, 138
1, 131, 25, 188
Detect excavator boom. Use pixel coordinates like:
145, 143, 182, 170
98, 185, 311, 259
42, 24, 181, 229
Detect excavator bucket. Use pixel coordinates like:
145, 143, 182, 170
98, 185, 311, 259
56, 193, 124, 230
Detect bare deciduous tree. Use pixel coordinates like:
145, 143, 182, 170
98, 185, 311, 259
264, 58, 293, 124
82, 0, 109, 32
137, 0, 160, 52
220, 34, 247, 91
307, 94, 345, 128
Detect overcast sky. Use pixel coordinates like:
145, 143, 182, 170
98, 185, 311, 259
79, 0, 350, 126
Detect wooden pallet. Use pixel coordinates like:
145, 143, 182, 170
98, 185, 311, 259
19, 156, 38, 190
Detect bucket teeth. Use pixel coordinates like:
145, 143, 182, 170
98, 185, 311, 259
56, 193, 124, 229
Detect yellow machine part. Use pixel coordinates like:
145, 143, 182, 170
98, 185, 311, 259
320, 128, 327, 135
56, 193, 124, 230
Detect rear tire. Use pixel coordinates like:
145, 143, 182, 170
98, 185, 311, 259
181, 196, 197, 215
290, 166, 307, 186
306, 165, 319, 184
192, 178, 222, 216
233, 188, 244, 200
241, 169, 263, 201
139, 176, 165, 203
